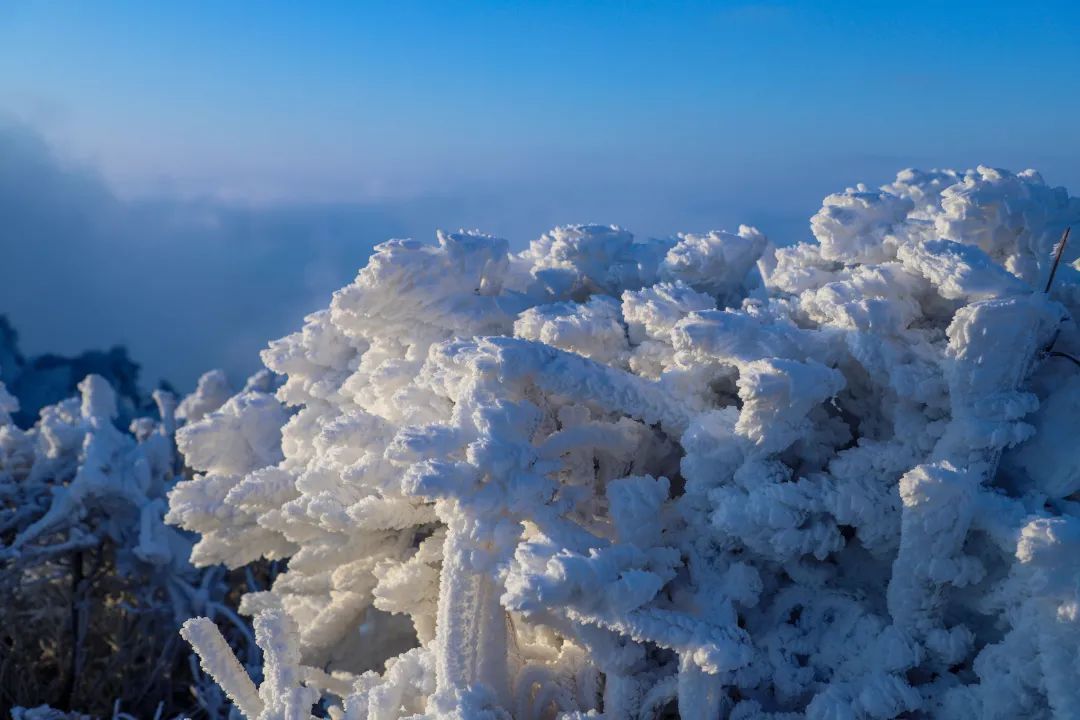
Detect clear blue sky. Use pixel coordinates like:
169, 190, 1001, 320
3, 1, 1079, 203
1, 1, 1079, 389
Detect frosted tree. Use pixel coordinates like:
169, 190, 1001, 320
171, 166, 1080, 719
0, 366, 258, 716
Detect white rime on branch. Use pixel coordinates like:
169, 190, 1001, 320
169, 166, 1080, 719
0, 356, 277, 715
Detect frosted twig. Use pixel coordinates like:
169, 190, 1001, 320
1045, 226, 1071, 293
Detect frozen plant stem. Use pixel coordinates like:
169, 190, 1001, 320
1045, 226, 1071, 293
64, 548, 84, 711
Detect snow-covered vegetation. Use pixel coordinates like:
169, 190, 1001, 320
0, 342, 275, 715
164, 166, 1080, 719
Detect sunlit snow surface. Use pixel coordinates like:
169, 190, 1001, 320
166, 166, 1080, 719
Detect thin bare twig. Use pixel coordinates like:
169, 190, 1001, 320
64, 549, 84, 711
1045, 226, 1072, 293
1048, 350, 1080, 368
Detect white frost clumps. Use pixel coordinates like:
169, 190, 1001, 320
170, 166, 1080, 719
0, 365, 274, 716
0, 374, 190, 579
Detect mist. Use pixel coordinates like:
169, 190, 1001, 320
0, 119, 832, 390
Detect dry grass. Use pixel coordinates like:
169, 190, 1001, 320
0, 545, 212, 719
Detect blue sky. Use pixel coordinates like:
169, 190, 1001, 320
2, 1, 1079, 388
4, 1, 1079, 203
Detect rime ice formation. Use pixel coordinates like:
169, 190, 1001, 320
0, 374, 190, 579
0, 365, 264, 716
0, 366, 258, 612
169, 166, 1080, 719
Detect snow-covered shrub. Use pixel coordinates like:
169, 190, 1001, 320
0, 363, 264, 716
171, 166, 1080, 719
